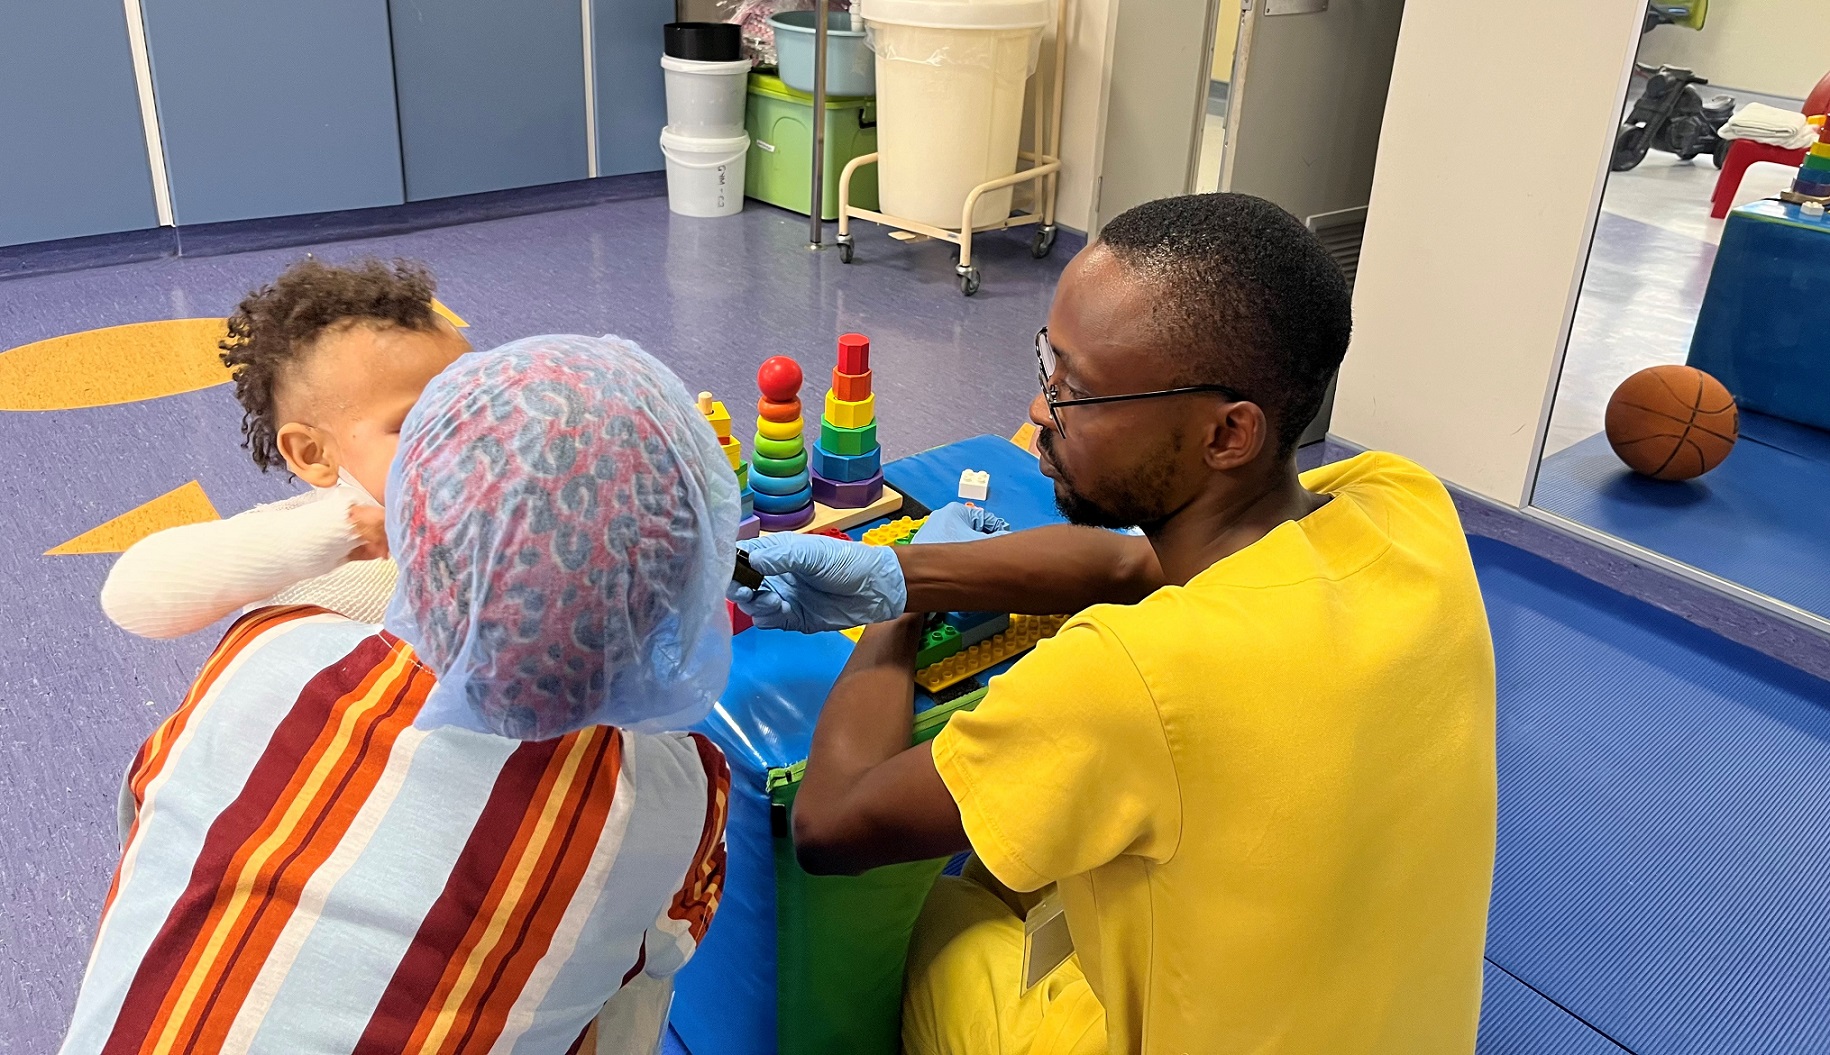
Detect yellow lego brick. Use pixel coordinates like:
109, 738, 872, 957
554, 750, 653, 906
914, 614, 1068, 693
721, 436, 742, 470
860, 515, 928, 547
756, 414, 804, 441
703, 399, 732, 440
824, 390, 876, 430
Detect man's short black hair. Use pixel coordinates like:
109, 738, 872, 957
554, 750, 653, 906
1097, 193, 1352, 456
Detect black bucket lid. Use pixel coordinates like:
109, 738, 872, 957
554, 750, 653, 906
664, 22, 742, 62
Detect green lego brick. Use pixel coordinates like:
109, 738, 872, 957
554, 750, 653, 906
819, 419, 878, 457
915, 623, 962, 668
754, 433, 803, 459
751, 450, 808, 477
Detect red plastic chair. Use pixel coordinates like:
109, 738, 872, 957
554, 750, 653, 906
1710, 70, 1830, 218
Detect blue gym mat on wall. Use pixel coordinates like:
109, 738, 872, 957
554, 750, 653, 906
1533, 411, 1830, 618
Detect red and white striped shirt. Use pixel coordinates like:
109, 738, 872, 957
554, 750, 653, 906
62, 605, 728, 1055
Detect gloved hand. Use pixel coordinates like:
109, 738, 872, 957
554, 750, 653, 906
727, 533, 908, 633
911, 502, 1012, 545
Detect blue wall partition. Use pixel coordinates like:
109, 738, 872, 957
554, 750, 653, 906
138, 0, 404, 225
0, 1, 158, 247
592, 0, 672, 176
389, 0, 590, 201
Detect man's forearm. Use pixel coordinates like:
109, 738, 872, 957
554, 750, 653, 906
896, 525, 1163, 615
802, 615, 924, 799
794, 614, 967, 875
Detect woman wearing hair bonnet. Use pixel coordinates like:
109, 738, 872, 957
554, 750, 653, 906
60, 334, 735, 1054
386, 334, 740, 740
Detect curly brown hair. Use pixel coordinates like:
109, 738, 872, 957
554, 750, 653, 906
219, 257, 439, 472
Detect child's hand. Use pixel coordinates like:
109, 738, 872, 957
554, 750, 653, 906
347, 505, 389, 561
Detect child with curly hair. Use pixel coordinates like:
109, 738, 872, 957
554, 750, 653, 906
100, 258, 470, 637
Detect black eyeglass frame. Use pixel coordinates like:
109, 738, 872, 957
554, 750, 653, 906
1034, 327, 1246, 435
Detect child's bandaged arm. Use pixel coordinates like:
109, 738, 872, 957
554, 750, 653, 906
100, 491, 361, 639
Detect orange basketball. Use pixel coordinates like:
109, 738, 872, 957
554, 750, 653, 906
1604, 365, 1738, 481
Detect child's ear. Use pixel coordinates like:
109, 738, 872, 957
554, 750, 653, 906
275, 423, 339, 489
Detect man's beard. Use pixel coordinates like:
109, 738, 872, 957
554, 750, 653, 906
1039, 428, 1179, 533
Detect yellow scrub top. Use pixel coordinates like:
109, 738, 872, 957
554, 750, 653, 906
932, 452, 1498, 1054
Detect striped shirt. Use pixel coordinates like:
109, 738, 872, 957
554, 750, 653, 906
62, 606, 729, 1055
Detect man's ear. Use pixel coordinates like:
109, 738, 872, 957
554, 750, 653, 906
275, 422, 339, 488
1200, 400, 1270, 471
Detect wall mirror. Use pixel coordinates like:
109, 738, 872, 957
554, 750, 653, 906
1531, 2, 1830, 629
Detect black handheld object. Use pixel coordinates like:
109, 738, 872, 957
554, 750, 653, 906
732, 550, 765, 591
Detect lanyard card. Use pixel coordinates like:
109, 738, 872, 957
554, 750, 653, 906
1021, 889, 1074, 994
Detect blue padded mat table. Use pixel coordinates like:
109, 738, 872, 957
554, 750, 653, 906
1686, 199, 1830, 431
1534, 411, 1830, 619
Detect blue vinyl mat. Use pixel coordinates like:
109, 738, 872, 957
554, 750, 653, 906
1533, 411, 1830, 618
882, 432, 1067, 531
1475, 535, 1830, 1054
1476, 962, 1629, 1055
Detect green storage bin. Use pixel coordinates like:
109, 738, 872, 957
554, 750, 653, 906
763, 686, 986, 1055
745, 72, 878, 221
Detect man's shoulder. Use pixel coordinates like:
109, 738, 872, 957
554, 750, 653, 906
1302, 451, 1467, 539
1303, 450, 1453, 508
978, 609, 1157, 705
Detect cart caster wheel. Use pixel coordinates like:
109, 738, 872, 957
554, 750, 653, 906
958, 267, 981, 297
837, 236, 854, 263
1030, 225, 1058, 259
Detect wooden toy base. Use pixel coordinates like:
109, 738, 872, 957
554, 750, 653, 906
761, 485, 903, 536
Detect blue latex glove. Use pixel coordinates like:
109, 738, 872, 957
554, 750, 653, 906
911, 502, 1012, 545
727, 533, 907, 633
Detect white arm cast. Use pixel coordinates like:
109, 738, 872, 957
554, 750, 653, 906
100, 489, 361, 639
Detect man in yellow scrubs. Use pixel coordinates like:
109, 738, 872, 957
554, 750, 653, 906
731, 193, 1497, 1055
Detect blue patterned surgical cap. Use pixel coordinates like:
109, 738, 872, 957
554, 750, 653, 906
384, 334, 740, 740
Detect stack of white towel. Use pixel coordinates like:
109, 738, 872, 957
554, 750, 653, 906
1720, 102, 1819, 150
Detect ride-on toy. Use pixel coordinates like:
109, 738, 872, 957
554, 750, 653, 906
1613, 63, 1734, 172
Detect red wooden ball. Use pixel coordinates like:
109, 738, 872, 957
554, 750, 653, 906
757, 356, 804, 402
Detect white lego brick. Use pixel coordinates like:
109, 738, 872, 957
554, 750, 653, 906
958, 469, 990, 502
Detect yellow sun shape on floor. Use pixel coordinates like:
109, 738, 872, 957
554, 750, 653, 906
0, 300, 466, 411
4, 300, 467, 553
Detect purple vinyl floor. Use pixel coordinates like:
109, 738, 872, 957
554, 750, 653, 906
0, 195, 1071, 1052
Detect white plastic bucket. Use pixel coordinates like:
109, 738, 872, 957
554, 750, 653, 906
661, 55, 753, 138
862, 0, 1049, 229
660, 128, 750, 217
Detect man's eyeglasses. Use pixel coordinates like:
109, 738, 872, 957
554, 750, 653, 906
1035, 327, 1245, 437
